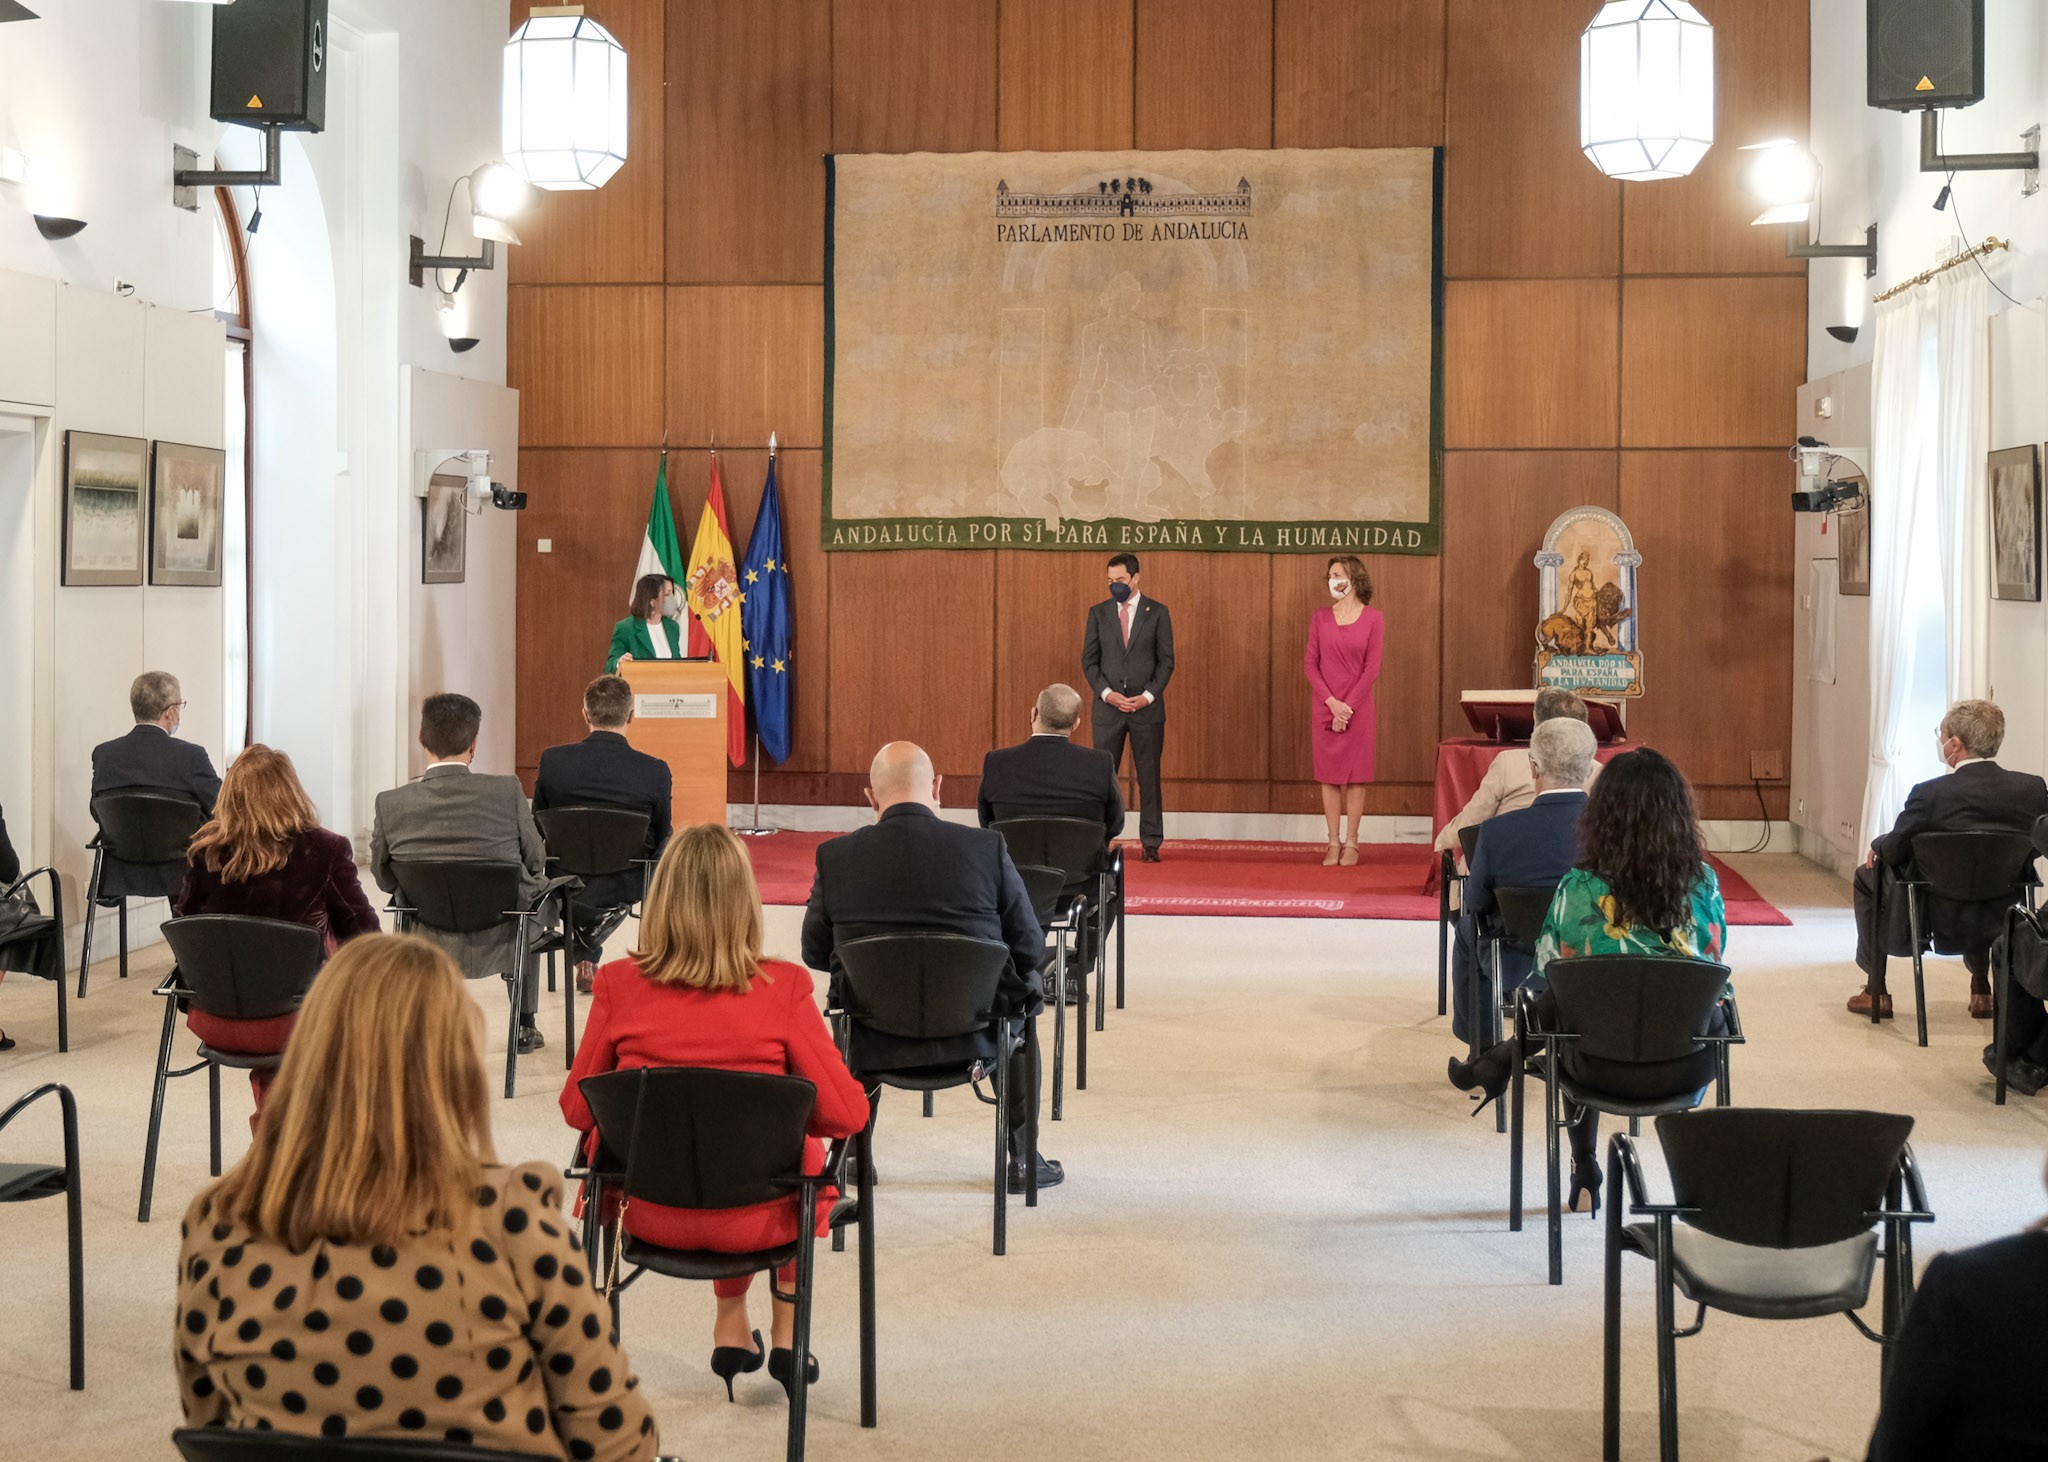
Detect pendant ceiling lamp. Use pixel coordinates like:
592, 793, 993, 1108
502, 4, 628, 191
1579, 1, 1715, 181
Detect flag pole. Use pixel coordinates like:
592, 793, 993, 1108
738, 430, 780, 837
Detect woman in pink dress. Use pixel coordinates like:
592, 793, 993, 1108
1304, 554, 1385, 865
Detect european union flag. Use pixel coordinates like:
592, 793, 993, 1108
740, 457, 793, 764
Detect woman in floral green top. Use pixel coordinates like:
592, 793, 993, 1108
1449, 748, 1729, 1215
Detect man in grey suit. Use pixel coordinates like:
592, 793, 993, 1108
1081, 552, 1174, 861
371, 693, 552, 1053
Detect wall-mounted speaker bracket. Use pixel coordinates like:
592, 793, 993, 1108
172, 124, 283, 211
1918, 109, 2039, 188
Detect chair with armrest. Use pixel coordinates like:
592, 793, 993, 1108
991, 816, 1121, 1031
1015, 861, 1083, 1118
1436, 824, 1482, 1017
1, 1081, 83, 1390
1469, 881, 1557, 1134
78, 790, 206, 997
533, 805, 654, 997
1881, 829, 2039, 1046
0, 863, 68, 1051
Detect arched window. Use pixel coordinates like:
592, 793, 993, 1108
211, 186, 253, 751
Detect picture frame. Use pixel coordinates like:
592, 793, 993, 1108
422, 470, 468, 584
61, 430, 148, 586
1835, 474, 1869, 597
148, 440, 227, 587
1990, 444, 2042, 602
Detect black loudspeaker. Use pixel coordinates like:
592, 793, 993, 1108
1868, 0, 1984, 111
210, 0, 328, 132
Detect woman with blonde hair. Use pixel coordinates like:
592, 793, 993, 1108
562, 823, 869, 1403
174, 744, 380, 1102
175, 934, 659, 1457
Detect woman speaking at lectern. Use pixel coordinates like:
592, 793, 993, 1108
607, 572, 685, 672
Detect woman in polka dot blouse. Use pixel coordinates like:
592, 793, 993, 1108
173, 934, 660, 1460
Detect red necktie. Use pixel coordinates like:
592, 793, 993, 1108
1120, 602, 1132, 647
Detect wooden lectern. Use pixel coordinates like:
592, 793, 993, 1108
618, 660, 728, 831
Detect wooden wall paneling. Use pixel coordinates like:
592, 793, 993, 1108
1621, 0, 1809, 275
1438, 450, 1620, 735
991, 552, 1114, 751
665, 286, 825, 448
831, 0, 999, 152
505, 0, 665, 284
665, 0, 832, 284
514, 449, 663, 775
1617, 450, 1792, 796
826, 553, 995, 781
1444, 0, 1619, 278
996, 0, 1135, 150
1272, 779, 1432, 816
1132, 553, 1272, 782
1135, 0, 1271, 150
1444, 280, 1620, 449
1272, 0, 1445, 148
1156, 779, 1271, 814
1619, 277, 1806, 447
507, 286, 665, 446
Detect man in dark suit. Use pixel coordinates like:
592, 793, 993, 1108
1081, 551, 1174, 861
976, 683, 1123, 839
371, 693, 552, 1053
89, 671, 222, 902
533, 674, 673, 993
1851, 699, 2048, 1022
1452, 719, 1595, 1044
802, 741, 1061, 1191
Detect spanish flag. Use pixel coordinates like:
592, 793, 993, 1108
685, 453, 747, 766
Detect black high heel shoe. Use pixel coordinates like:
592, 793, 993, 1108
1566, 1158, 1602, 1217
710, 1329, 765, 1401
1446, 1048, 1512, 1117
768, 1346, 820, 1400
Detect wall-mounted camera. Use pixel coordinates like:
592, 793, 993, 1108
1789, 436, 1870, 513
415, 449, 526, 512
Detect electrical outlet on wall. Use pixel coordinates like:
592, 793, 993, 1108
1749, 749, 1786, 781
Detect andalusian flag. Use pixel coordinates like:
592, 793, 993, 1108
685, 453, 747, 766
632, 452, 687, 611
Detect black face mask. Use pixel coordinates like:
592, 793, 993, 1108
1108, 581, 1132, 604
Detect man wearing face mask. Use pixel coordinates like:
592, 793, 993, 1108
605, 572, 688, 673
88, 670, 223, 904
1082, 553, 1174, 861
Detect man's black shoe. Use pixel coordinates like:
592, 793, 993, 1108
1985, 1043, 2047, 1096
517, 1022, 547, 1055
1007, 1153, 1064, 1193
1141, 846, 1161, 863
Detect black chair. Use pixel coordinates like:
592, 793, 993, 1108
1, 1082, 83, 1390
832, 932, 1036, 1256
1436, 825, 1482, 1017
173, 1430, 560, 1460
573, 1066, 873, 1459
534, 805, 654, 997
1602, 1108, 1928, 1462
992, 816, 1123, 1031
1508, 956, 1743, 1285
1468, 882, 1556, 1135
0, 863, 68, 1052
1992, 902, 2048, 1104
78, 790, 205, 997
1015, 862, 1083, 1119
139, 915, 324, 1223
383, 861, 578, 1098
1878, 829, 2039, 1047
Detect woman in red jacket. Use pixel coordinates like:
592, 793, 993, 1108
562, 822, 870, 1403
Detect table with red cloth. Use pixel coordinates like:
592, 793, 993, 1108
1423, 735, 1631, 894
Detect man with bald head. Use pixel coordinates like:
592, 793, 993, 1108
802, 742, 1062, 1191
977, 683, 1124, 840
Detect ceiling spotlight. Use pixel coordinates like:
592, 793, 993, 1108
468, 162, 530, 245
1740, 139, 1818, 224
34, 214, 87, 240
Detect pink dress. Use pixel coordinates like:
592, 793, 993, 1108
1304, 604, 1385, 785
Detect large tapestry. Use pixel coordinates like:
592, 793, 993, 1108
824, 148, 1441, 554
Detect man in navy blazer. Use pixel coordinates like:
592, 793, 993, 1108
1081, 552, 1173, 860
1852, 699, 2048, 1022
1452, 718, 1597, 1044
88, 671, 222, 901
977, 683, 1123, 840
802, 741, 1061, 1191
533, 674, 673, 991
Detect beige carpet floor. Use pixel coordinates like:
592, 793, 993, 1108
2, 853, 2042, 1460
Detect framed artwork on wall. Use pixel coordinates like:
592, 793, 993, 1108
61, 430, 148, 586
1835, 475, 1869, 597
423, 471, 468, 584
1990, 444, 2042, 602
148, 440, 227, 587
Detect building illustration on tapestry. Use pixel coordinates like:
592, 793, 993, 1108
1534, 506, 1643, 698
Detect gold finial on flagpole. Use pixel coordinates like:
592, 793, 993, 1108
769, 430, 778, 459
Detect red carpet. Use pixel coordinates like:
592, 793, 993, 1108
743, 833, 1792, 926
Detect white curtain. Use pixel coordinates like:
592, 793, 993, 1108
1932, 270, 1990, 701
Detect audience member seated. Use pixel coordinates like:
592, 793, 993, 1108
561, 824, 868, 1402
90, 670, 222, 905
1447, 748, 1728, 1216
534, 674, 673, 995
1433, 687, 1599, 873
606, 572, 685, 672
1449, 718, 1596, 1044
1849, 698, 2048, 1022
976, 683, 1124, 840
1865, 1148, 2048, 1459
370, 693, 552, 1054
172, 744, 379, 1104
801, 741, 1061, 1192
173, 933, 659, 1458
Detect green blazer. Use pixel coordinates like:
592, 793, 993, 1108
605, 615, 684, 673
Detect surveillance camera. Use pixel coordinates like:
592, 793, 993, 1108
1792, 480, 1863, 513
490, 484, 528, 511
